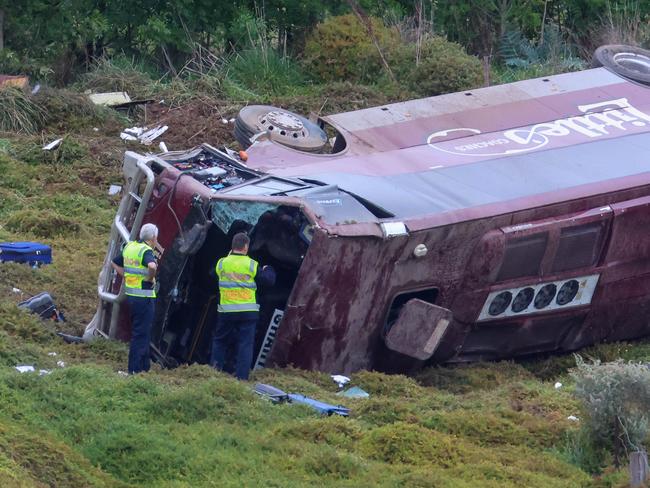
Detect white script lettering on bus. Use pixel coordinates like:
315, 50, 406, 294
426, 98, 650, 157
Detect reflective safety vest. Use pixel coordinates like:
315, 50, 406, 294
216, 254, 259, 312
123, 241, 156, 298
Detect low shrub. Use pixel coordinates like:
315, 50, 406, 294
32, 87, 118, 132
0, 420, 120, 487
299, 446, 366, 478
359, 422, 461, 466
426, 410, 531, 447
353, 370, 424, 398
0, 87, 46, 134
77, 56, 157, 99
572, 357, 650, 466
5, 208, 80, 237
392, 36, 483, 97
226, 48, 305, 96
13, 137, 89, 166
417, 361, 532, 394
276, 416, 363, 449
303, 14, 398, 83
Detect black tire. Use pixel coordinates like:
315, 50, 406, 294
592, 44, 650, 85
234, 105, 327, 152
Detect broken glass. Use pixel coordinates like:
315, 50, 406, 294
211, 200, 279, 233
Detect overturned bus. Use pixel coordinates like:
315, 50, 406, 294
87, 45, 650, 374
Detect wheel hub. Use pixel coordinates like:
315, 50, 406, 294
613, 52, 650, 75
259, 111, 305, 132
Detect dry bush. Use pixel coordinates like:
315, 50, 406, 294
0, 87, 46, 134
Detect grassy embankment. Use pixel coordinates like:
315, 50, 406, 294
0, 68, 645, 487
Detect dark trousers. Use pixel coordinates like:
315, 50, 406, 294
127, 296, 155, 374
210, 311, 258, 380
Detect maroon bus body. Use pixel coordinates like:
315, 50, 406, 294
98, 66, 650, 373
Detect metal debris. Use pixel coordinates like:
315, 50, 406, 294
108, 184, 122, 196
140, 125, 168, 145
120, 125, 168, 145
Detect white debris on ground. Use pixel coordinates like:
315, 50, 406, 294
15, 365, 35, 373
158, 142, 168, 153
120, 125, 169, 145
140, 125, 168, 145
120, 126, 143, 141
15, 365, 52, 375
89, 91, 131, 106
47, 352, 57, 357
331, 375, 351, 388
108, 184, 122, 196
554, 382, 562, 389
42, 138, 63, 151
56, 361, 66, 368
117, 371, 129, 377
567, 415, 580, 422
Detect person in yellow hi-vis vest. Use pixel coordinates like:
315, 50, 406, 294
111, 223, 159, 374
211, 232, 275, 380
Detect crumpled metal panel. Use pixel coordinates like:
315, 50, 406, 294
384, 299, 452, 360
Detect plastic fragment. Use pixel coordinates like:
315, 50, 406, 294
15, 365, 35, 373
337, 386, 370, 398
331, 374, 351, 388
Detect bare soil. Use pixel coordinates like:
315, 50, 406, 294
142, 99, 240, 150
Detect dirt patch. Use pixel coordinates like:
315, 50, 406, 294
135, 83, 408, 152
142, 100, 241, 150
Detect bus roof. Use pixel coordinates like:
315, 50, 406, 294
241, 68, 650, 227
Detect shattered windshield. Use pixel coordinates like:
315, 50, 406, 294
211, 200, 280, 233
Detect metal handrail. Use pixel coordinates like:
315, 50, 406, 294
92, 156, 156, 338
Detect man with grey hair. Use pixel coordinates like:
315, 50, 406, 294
111, 223, 159, 373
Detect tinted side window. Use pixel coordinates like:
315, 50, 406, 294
497, 233, 547, 281
552, 223, 603, 272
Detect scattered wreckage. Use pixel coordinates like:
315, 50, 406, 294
87, 45, 650, 374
